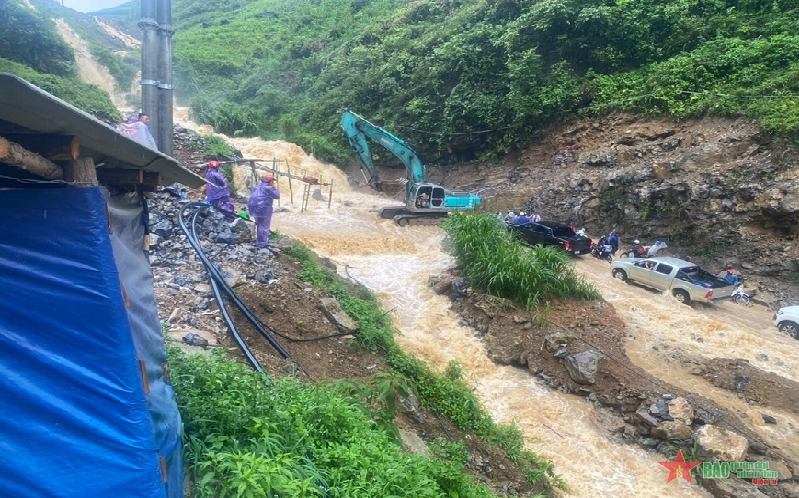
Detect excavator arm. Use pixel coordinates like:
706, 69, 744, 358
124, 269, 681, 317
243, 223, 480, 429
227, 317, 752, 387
340, 110, 426, 195
340, 109, 481, 225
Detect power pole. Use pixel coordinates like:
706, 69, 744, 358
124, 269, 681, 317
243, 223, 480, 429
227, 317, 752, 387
138, 0, 159, 149
156, 0, 174, 156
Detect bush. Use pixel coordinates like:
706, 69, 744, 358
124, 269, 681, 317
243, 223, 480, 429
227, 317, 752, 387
443, 213, 599, 308
170, 347, 499, 498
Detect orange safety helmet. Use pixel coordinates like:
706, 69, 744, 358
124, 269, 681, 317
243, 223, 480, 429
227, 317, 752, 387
208, 160, 221, 168
263, 174, 274, 183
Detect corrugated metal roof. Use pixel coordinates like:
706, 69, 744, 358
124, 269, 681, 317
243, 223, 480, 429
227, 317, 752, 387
0, 73, 204, 188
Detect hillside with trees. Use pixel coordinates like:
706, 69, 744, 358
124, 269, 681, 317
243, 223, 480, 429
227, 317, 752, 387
91, 0, 799, 164
0, 0, 138, 121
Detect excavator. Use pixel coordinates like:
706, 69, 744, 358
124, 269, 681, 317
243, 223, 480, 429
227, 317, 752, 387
341, 110, 482, 226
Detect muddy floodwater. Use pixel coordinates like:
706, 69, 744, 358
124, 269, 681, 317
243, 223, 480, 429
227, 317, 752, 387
222, 138, 723, 497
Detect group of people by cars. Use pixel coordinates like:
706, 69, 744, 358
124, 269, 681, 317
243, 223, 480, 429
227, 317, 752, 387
499, 209, 798, 340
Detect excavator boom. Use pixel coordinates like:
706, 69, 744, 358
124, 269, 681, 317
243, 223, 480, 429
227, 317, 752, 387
340, 110, 481, 225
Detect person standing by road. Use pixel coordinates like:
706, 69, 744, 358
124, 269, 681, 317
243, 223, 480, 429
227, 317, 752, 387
722, 264, 740, 285
205, 161, 235, 222
609, 231, 619, 255
248, 174, 280, 248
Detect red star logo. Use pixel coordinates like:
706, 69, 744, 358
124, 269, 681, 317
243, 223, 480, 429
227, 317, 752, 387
659, 449, 701, 483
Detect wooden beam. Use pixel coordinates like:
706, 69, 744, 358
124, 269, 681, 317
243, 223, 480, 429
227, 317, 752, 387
63, 157, 97, 187
96, 168, 144, 185
141, 171, 162, 186
1, 133, 80, 161
0, 137, 63, 180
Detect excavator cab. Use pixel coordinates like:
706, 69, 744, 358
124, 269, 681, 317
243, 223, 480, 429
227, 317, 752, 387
409, 183, 445, 212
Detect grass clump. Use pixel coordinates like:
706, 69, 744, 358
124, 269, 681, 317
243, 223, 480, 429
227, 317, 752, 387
170, 347, 499, 498
443, 213, 599, 308
285, 241, 567, 493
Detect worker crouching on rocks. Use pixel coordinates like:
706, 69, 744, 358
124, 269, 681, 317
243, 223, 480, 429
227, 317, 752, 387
205, 161, 235, 222
248, 174, 280, 248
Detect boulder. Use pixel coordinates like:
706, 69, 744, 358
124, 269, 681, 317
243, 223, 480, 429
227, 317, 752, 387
543, 332, 574, 354
564, 350, 601, 385
433, 277, 453, 294
319, 297, 360, 334
696, 425, 749, 462
667, 397, 693, 425
702, 476, 769, 498
651, 421, 693, 440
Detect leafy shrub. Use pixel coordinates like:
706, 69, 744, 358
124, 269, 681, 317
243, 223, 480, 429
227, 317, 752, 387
170, 347, 499, 498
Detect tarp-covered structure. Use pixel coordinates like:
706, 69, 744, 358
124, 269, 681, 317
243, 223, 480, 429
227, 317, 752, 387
0, 74, 204, 497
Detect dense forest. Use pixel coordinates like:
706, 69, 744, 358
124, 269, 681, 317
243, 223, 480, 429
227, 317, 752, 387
97, 0, 799, 165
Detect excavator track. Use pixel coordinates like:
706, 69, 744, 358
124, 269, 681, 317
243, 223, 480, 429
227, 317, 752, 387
378, 207, 448, 226
393, 213, 448, 226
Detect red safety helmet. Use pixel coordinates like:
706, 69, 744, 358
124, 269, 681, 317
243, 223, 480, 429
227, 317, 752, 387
263, 174, 274, 183
208, 160, 220, 168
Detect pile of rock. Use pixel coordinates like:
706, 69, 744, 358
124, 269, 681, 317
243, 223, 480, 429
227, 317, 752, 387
145, 190, 284, 348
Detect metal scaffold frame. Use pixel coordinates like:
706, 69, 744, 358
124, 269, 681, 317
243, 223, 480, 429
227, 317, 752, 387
220, 157, 334, 212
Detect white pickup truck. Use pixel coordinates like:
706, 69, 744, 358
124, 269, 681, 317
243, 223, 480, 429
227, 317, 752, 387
610, 256, 735, 304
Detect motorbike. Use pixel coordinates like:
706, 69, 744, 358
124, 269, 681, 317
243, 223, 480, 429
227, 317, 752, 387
590, 243, 613, 263
731, 284, 751, 305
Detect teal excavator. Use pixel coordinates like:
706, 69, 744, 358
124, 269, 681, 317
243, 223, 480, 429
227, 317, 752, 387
341, 110, 482, 226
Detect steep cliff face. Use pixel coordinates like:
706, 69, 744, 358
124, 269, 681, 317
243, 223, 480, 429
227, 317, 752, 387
473, 114, 798, 306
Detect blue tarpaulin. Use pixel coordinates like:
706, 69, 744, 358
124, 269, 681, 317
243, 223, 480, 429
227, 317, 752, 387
0, 187, 181, 497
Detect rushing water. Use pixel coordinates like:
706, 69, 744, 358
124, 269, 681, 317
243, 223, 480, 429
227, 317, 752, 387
217, 139, 720, 497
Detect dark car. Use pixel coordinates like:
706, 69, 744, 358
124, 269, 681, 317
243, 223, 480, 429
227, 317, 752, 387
508, 221, 592, 255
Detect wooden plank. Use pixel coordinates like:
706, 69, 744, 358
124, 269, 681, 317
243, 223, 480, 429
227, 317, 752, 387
0, 137, 64, 180
141, 171, 162, 186
1, 133, 80, 161
63, 157, 98, 186
96, 168, 144, 185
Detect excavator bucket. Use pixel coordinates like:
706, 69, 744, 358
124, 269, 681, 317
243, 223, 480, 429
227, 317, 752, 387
374, 180, 406, 196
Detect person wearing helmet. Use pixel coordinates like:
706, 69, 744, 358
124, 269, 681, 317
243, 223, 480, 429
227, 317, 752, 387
247, 174, 280, 248
633, 239, 647, 258
205, 161, 235, 222
722, 264, 739, 285
516, 211, 530, 224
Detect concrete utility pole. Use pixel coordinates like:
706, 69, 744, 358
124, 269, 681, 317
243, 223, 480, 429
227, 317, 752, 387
139, 0, 159, 149
156, 0, 174, 156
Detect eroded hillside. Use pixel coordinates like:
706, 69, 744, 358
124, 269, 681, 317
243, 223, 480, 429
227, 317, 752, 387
432, 114, 798, 307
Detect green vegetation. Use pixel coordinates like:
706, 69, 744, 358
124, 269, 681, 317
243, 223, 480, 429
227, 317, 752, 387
171, 347, 499, 497
0, 57, 121, 122
161, 0, 799, 165
443, 213, 598, 308
0, 1, 121, 121
285, 242, 566, 493
0, 0, 75, 76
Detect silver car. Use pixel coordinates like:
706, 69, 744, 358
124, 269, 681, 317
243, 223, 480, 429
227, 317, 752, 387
773, 306, 799, 339
610, 256, 735, 304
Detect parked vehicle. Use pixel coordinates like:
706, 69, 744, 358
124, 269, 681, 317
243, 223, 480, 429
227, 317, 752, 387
610, 256, 736, 304
773, 306, 799, 339
731, 284, 751, 305
590, 242, 613, 263
508, 221, 592, 255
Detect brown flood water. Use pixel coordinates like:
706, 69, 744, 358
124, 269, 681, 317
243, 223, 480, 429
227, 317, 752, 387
219, 138, 719, 497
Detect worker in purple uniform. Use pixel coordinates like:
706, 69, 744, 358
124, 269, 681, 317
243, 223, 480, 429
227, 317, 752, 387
205, 161, 235, 222
247, 174, 280, 248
